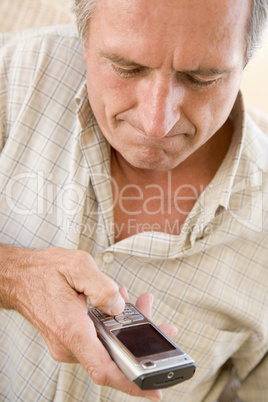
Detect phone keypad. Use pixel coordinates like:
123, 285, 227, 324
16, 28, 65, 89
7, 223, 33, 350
115, 315, 133, 324
91, 303, 144, 326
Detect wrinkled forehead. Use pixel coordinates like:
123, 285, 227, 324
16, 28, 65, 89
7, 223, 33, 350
90, 0, 250, 69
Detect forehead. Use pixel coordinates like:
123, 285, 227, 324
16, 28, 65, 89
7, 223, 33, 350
90, 0, 250, 70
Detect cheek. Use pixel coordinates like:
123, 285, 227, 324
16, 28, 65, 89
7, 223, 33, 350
87, 67, 136, 120
186, 79, 240, 136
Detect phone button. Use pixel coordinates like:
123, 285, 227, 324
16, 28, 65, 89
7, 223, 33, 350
141, 360, 156, 369
130, 314, 144, 322
91, 309, 109, 321
103, 318, 117, 326
115, 315, 133, 324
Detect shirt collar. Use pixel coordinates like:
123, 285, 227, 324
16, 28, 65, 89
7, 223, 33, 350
197, 92, 246, 220
75, 81, 94, 131
213, 91, 246, 210
74, 84, 249, 254
75, 81, 115, 245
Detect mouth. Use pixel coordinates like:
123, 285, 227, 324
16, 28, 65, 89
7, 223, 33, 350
121, 120, 195, 144
110, 118, 196, 171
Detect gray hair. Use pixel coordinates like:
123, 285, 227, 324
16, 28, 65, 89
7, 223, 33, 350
246, 0, 268, 62
72, 0, 97, 47
72, 0, 268, 62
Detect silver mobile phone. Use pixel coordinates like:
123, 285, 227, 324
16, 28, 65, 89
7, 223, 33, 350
88, 302, 196, 390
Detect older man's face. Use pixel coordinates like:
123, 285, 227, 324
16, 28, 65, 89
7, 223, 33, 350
84, 0, 250, 171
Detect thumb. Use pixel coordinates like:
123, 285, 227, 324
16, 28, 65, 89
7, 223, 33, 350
84, 257, 125, 315
89, 272, 125, 316
62, 251, 125, 316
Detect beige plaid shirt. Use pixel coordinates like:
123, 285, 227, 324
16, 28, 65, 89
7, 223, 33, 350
0, 26, 268, 402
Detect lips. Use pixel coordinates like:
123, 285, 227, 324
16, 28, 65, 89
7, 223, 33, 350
117, 119, 195, 143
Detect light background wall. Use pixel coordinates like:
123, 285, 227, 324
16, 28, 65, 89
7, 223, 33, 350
241, 32, 268, 114
1, 0, 268, 114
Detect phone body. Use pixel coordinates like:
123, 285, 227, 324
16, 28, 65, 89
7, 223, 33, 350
88, 302, 196, 390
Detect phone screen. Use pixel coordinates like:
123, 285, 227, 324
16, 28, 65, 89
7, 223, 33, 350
112, 323, 181, 358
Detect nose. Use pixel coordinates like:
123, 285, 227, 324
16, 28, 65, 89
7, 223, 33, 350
137, 74, 183, 138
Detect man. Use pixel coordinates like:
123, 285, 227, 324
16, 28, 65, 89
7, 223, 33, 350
0, 0, 267, 400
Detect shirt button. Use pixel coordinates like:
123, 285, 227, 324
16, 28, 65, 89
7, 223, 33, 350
103, 252, 114, 264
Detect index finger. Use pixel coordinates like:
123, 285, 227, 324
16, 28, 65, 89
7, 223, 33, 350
135, 292, 154, 319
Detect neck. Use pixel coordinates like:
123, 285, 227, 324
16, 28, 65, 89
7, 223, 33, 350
111, 118, 234, 189
110, 118, 234, 241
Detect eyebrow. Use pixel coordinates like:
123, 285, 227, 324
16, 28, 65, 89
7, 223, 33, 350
98, 50, 143, 67
98, 50, 231, 77
183, 67, 231, 77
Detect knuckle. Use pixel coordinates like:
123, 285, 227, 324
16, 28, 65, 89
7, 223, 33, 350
49, 346, 75, 363
45, 336, 67, 362
66, 250, 88, 273
49, 323, 79, 362
76, 250, 94, 266
73, 251, 97, 279
49, 347, 63, 362
86, 366, 107, 386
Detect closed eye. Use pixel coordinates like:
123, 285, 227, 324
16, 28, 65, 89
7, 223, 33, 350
113, 66, 221, 88
112, 64, 145, 78
186, 74, 220, 88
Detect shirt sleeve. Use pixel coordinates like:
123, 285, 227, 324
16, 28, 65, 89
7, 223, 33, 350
0, 33, 9, 152
0, 31, 22, 153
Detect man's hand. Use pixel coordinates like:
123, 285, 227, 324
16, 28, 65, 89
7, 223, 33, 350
0, 246, 176, 401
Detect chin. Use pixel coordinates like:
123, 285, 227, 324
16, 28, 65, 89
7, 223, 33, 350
125, 152, 179, 171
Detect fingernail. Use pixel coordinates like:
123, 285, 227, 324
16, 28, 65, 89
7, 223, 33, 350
107, 292, 125, 315
149, 293, 154, 305
146, 390, 162, 401
170, 327, 179, 337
